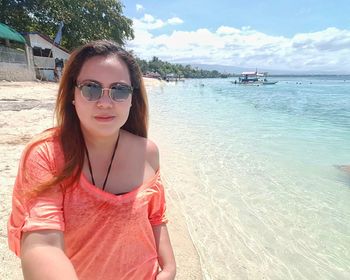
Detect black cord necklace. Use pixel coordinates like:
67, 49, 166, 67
84, 132, 120, 191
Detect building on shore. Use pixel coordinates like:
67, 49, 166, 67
143, 71, 162, 80
0, 23, 35, 81
0, 22, 70, 82
165, 73, 185, 82
23, 32, 69, 81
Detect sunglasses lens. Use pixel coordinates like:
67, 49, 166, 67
110, 84, 132, 102
81, 84, 102, 101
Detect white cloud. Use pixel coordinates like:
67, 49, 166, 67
143, 14, 155, 23
132, 14, 184, 31
136, 4, 143, 12
167, 17, 184, 25
133, 14, 166, 30
216, 26, 240, 35
127, 14, 350, 73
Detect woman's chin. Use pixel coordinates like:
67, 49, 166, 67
81, 125, 122, 140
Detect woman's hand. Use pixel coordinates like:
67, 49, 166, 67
156, 269, 176, 280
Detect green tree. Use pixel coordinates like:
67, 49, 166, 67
135, 57, 149, 73
132, 55, 233, 79
0, 0, 134, 51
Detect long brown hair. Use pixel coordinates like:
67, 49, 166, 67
25, 40, 148, 196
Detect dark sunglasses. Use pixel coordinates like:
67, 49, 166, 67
76, 81, 133, 102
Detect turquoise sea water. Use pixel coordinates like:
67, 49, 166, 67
148, 77, 350, 280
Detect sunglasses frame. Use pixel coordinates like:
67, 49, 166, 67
76, 81, 133, 103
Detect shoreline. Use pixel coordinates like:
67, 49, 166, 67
0, 79, 202, 279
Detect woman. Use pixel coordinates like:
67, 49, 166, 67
8, 40, 176, 280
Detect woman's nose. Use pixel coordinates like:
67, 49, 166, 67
97, 88, 113, 106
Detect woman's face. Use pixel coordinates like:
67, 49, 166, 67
74, 55, 132, 139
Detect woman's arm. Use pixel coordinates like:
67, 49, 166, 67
21, 230, 78, 280
152, 224, 176, 280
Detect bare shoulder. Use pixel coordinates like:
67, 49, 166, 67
121, 130, 160, 171
145, 138, 160, 171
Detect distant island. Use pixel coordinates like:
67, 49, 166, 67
135, 57, 350, 80
136, 56, 234, 79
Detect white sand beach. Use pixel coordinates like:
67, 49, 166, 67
0, 79, 202, 279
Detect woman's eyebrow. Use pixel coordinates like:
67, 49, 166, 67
78, 79, 101, 85
78, 79, 131, 87
110, 82, 132, 86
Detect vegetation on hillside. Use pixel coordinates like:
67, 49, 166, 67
136, 56, 233, 79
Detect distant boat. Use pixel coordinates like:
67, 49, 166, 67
232, 71, 278, 85
257, 72, 278, 85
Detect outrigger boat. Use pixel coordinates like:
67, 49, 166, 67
256, 72, 278, 85
232, 71, 278, 85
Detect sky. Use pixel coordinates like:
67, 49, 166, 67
122, 0, 350, 73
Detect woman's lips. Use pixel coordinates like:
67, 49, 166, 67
94, 115, 115, 122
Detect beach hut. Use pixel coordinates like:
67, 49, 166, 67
23, 32, 70, 81
165, 73, 183, 82
143, 71, 162, 80
0, 23, 35, 81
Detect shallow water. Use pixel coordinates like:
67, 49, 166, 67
148, 77, 350, 280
